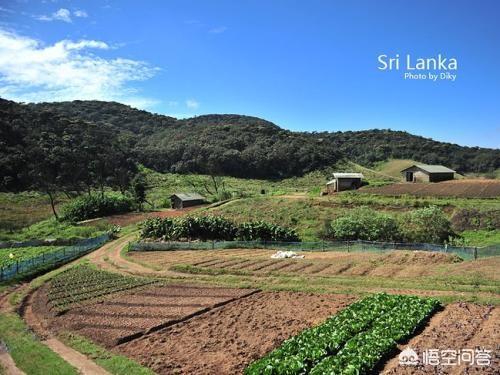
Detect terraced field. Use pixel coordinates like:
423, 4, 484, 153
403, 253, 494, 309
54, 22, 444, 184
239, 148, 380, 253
128, 249, 499, 280
362, 179, 500, 198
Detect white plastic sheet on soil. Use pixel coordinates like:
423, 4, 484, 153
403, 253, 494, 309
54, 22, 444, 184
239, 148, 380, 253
270, 251, 305, 259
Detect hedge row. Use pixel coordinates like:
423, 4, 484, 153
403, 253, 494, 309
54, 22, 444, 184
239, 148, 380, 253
140, 216, 300, 242
61, 194, 134, 222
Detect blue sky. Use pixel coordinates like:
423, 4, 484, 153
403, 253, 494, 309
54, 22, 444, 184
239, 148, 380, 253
0, 0, 499, 148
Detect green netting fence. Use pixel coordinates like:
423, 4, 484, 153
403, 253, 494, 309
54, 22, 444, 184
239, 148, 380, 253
129, 240, 500, 260
0, 234, 110, 282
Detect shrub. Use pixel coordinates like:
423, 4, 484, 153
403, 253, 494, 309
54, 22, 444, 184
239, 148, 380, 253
61, 194, 134, 222
329, 208, 399, 241
139, 216, 300, 242
237, 221, 300, 242
399, 206, 454, 244
178, 216, 237, 241
140, 217, 176, 240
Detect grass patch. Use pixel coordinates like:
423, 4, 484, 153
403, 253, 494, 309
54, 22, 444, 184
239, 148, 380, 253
0, 312, 77, 375
0, 192, 68, 233
59, 332, 154, 375
461, 230, 500, 247
0, 218, 108, 242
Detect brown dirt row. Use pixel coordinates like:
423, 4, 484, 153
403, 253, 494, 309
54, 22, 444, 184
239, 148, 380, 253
33, 283, 259, 347
362, 180, 500, 198
382, 303, 499, 374
117, 291, 356, 375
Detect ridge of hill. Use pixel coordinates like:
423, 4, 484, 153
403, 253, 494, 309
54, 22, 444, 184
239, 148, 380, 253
1, 98, 499, 192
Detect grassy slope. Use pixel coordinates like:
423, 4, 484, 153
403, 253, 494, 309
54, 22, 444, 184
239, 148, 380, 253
373, 159, 419, 178
205, 194, 500, 243
1, 163, 498, 245
0, 192, 68, 232
0, 313, 78, 375
461, 230, 500, 247
0, 218, 108, 242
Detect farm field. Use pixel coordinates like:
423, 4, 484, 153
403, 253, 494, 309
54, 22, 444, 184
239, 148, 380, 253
128, 248, 499, 283
362, 179, 500, 198
27, 271, 498, 375
8, 236, 498, 375
34, 281, 258, 347
90, 291, 355, 374
0, 246, 63, 267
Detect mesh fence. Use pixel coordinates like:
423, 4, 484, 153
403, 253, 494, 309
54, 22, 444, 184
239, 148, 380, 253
0, 234, 110, 282
129, 239, 500, 260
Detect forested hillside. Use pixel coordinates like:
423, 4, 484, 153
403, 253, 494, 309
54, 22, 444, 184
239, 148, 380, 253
1, 98, 499, 193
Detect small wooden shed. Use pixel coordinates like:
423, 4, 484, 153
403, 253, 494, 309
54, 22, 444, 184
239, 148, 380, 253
400, 165, 455, 183
326, 173, 364, 193
170, 193, 206, 209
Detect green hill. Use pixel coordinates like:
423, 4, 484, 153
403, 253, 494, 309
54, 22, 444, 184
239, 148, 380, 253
1, 98, 499, 193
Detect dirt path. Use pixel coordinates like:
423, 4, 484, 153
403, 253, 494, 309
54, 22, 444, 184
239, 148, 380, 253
0, 344, 25, 375
85, 233, 181, 277
43, 338, 110, 375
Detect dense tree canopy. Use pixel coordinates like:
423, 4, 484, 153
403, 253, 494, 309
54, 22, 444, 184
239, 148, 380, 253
1, 98, 498, 194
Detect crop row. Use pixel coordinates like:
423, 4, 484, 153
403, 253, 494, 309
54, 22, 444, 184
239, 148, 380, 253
48, 265, 156, 311
245, 293, 440, 375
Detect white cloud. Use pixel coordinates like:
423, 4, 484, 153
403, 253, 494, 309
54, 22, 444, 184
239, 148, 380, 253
208, 26, 227, 34
36, 8, 72, 23
168, 100, 179, 107
185, 99, 199, 109
0, 28, 159, 109
74, 10, 88, 18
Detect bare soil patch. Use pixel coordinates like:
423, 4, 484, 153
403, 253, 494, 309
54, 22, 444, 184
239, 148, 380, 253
32, 283, 258, 347
118, 291, 356, 375
362, 180, 500, 198
128, 249, 485, 280
381, 303, 499, 374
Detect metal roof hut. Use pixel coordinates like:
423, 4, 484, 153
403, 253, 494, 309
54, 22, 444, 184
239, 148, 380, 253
170, 193, 206, 209
326, 173, 364, 193
400, 165, 455, 183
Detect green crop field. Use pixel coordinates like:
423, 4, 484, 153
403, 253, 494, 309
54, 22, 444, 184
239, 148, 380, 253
0, 246, 63, 268
246, 293, 439, 374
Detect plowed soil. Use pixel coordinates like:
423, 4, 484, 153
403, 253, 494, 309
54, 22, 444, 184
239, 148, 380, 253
33, 284, 258, 347
128, 249, 499, 280
362, 180, 500, 198
382, 303, 499, 374
118, 291, 356, 375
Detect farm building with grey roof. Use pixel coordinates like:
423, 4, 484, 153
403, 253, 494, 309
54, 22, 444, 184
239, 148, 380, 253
170, 193, 206, 209
400, 164, 455, 183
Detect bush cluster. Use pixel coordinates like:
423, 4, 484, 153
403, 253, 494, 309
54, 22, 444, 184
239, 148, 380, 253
61, 194, 134, 222
326, 206, 454, 244
327, 208, 399, 241
140, 215, 300, 242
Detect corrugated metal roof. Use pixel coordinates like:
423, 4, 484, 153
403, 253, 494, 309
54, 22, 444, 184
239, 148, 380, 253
170, 193, 206, 201
403, 165, 456, 173
331, 173, 364, 179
